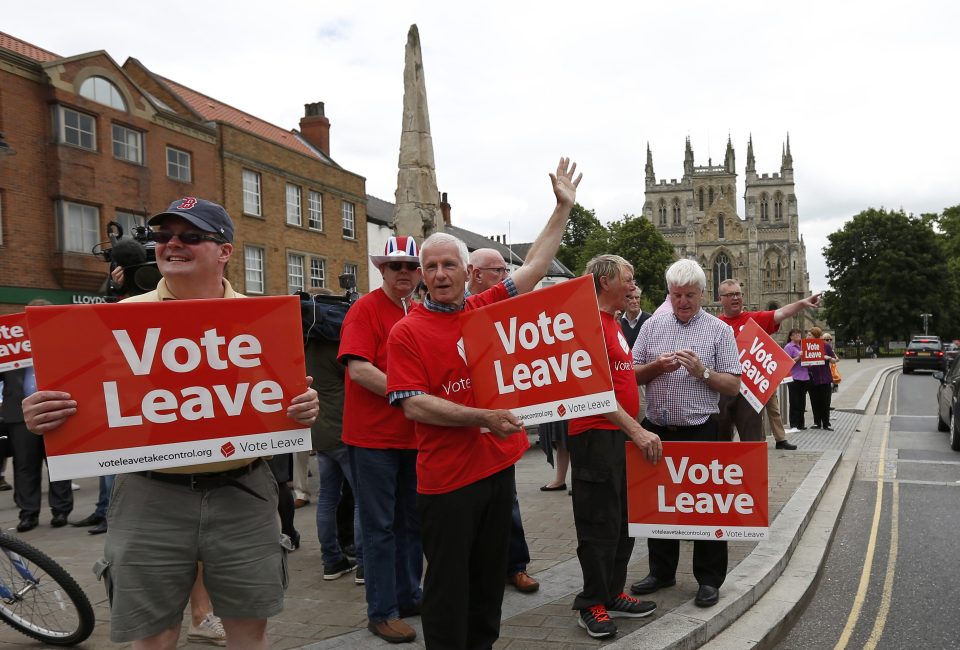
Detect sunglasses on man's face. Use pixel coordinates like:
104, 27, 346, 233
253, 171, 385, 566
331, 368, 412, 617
385, 262, 420, 272
151, 231, 226, 245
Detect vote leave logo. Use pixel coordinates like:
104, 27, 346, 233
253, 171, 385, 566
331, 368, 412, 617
715, 528, 724, 539
220, 442, 236, 458
734, 319, 793, 413
458, 276, 616, 426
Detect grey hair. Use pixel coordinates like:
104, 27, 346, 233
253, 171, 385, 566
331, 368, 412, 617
718, 278, 741, 291
583, 254, 633, 295
665, 259, 706, 291
421, 233, 469, 267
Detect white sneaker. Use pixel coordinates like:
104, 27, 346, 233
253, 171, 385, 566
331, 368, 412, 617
71, 482, 80, 491
783, 427, 800, 434
188, 613, 226, 646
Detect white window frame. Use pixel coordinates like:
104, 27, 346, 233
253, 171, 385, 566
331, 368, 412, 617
112, 124, 143, 164
114, 211, 145, 239
59, 201, 100, 253
166, 146, 192, 182
57, 106, 96, 150
243, 170, 262, 216
286, 184, 302, 226
344, 262, 358, 278
308, 190, 323, 231
244, 245, 265, 294
342, 200, 355, 238
309, 257, 326, 289
79, 76, 127, 111
287, 252, 305, 293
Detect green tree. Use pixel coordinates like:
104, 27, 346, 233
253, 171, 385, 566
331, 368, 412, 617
822, 208, 948, 344
580, 214, 675, 311
557, 203, 603, 274
930, 204, 960, 340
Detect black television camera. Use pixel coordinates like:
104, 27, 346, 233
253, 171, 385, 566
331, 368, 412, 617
297, 273, 360, 343
94, 221, 162, 297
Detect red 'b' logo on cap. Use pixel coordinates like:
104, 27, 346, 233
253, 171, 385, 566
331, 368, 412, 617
557, 404, 567, 417
220, 442, 236, 458
177, 197, 198, 210
714, 528, 724, 539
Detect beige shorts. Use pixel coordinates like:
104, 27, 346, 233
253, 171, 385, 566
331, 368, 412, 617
94, 461, 286, 643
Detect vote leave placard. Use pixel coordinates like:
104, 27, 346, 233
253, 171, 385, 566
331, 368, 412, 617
801, 338, 826, 366
459, 275, 615, 425
735, 318, 794, 413
25, 296, 310, 480
0, 312, 33, 372
626, 441, 768, 541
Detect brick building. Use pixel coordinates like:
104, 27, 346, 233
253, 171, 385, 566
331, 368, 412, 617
0, 31, 367, 313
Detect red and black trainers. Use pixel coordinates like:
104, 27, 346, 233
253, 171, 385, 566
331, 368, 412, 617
606, 592, 657, 618
578, 604, 617, 638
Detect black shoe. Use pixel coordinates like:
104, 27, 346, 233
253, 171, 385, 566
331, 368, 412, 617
16, 514, 38, 533
323, 557, 357, 580
695, 585, 719, 607
71, 513, 105, 527
810, 424, 821, 430
605, 592, 656, 618
342, 543, 357, 558
775, 440, 798, 450
355, 565, 365, 585
0, 477, 11, 491
399, 601, 422, 618
50, 513, 69, 528
823, 426, 835, 431
578, 605, 617, 638
630, 574, 676, 595
89, 520, 108, 535
540, 483, 567, 491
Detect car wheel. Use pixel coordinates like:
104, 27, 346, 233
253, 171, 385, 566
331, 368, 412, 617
938, 408, 950, 432
951, 410, 960, 452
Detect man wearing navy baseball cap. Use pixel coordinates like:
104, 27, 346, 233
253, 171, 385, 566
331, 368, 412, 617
23, 196, 320, 648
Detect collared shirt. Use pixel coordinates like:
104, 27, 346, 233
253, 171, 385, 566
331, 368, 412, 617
632, 308, 741, 427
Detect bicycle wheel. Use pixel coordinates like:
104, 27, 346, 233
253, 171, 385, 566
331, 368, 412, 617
0, 533, 95, 646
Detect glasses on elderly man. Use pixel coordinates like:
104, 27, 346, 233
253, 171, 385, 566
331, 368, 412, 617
719, 291, 743, 298
478, 266, 509, 276
385, 262, 420, 272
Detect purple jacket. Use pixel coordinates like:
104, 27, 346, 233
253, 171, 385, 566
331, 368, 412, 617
807, 343, 835, 385
784, 341, 810, 381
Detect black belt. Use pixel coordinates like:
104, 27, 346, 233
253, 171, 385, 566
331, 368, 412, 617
137, 458, 266, 501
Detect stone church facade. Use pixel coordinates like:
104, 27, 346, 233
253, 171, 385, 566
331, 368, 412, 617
642, 135, 813, 330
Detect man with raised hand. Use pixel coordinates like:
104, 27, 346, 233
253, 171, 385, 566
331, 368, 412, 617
386, 158, 580, 649
715, 278, 821, 449
630, 259, 741, 609
22, 198, 319, 650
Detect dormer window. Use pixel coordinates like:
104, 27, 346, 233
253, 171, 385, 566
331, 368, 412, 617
79, 76, 127, 111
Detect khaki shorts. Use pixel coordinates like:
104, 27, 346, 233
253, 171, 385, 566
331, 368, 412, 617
94, 461, 286, 643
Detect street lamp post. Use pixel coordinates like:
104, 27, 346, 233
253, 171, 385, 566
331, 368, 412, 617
921, 312, 932, 336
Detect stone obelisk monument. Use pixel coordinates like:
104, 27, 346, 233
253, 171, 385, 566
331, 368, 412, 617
393, 24, 444, 240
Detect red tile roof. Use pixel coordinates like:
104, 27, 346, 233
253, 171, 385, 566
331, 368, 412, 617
0, 31, 60, 62
160, 76, 322, 160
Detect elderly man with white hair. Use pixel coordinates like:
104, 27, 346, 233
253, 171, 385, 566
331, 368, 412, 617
629, 259, 741, 609
386, 158, 580, 649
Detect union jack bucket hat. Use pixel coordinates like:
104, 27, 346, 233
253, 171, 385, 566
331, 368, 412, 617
370, 236, 420, 267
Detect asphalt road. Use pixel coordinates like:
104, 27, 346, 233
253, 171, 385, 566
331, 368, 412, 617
776, 370, 960, 649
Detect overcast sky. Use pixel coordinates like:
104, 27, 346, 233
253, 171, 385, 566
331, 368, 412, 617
6, 1, 959, 293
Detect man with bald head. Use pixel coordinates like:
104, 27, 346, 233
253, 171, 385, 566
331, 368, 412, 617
466, 247, 539, 596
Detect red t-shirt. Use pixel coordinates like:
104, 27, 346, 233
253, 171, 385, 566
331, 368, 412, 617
717, 310, 778, 336
569, 310, 639, 435
387, 284, 529, 495
339, 289, 416, 449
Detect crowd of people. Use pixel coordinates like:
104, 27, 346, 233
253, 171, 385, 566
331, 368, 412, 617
1, 155, 834, 648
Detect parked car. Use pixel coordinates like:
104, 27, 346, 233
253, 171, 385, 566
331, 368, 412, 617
902, 338, 946, 373
944, 342, 959, 365
933, 358, 960, 451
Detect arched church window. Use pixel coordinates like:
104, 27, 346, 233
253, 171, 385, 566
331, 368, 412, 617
765, 259, 771, 279
777, 258, 782, 277
672, 199, 681, 225
698, 188, 704, 211
774, 192, 783, 220
709, 187, 714, 206
718, 214, 725, 239
658, 200, 667, 226
760, 193, 769, 220
79, 76, 127, 111
713, 253, 732, 301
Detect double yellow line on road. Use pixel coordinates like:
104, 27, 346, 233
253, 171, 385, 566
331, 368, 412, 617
835, 372, 900, 650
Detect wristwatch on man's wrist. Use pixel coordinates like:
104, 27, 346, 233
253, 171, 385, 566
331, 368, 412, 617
702, 367, 712, 381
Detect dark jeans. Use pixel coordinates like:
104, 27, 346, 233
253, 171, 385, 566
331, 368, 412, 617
507, 486, 530, 576
349, 446, 422, 622
8, 421, 72, 518
418, 466, 513, 650
787, 380, 810, 429
317, 447, 363, 568
809, 382, 832, 427
94, 474, 115, 518
716, 393, 764, 442
640, 418, 728, 588
567, 428, 634, 610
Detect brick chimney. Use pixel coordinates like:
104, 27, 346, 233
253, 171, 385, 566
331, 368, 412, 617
440, 191, 451, 225
300, 102, 330, 156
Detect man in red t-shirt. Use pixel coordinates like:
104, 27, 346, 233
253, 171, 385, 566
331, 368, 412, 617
338, 236, 423, 644
567, 255, 662, 639
386, 157, 580, 649
715, 279, 821, 447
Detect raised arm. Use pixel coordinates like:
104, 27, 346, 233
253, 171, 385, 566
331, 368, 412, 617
774, 293, 821, 324
510, 157, 582, 295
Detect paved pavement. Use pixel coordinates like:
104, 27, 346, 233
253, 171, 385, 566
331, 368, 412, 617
0, 357, 897, 648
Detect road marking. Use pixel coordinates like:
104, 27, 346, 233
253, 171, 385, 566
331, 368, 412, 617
865, 480, 899, 649
834, 372, 898, 650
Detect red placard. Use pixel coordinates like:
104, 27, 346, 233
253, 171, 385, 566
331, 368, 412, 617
459, 276, 615, 425
626, 441, 768, 541
0, 312, 33, 372
801, 338, 826, 366
735, 318, 794, 413
25, 296, 310, 480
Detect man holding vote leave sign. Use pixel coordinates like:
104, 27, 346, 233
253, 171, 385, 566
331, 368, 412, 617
23, 198, 319, 650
